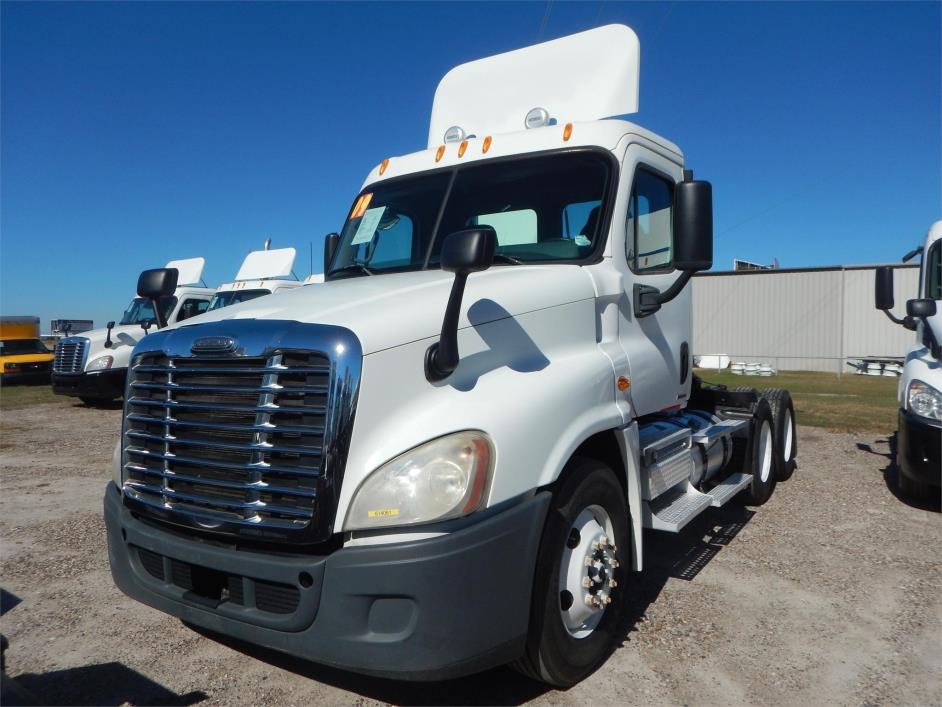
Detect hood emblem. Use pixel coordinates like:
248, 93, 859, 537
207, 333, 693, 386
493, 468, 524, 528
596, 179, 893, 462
191, 336, 238, 355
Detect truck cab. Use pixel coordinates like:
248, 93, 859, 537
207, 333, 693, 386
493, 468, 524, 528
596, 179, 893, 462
52, 258, 214, 405
105, 25, 798, 687
206, 246, 303, 311
875, 220, 942, 502
0, 316, 54, 383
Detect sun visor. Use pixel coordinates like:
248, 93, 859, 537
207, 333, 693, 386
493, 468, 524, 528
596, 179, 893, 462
165, 257, 205, 286
428, 24, 640, 148
235, 248, 297, 281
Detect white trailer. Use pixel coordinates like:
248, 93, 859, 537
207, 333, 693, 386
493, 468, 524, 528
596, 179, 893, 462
875, 220, 942, 502
104, 26, 799, 686
52, 258, 214, 405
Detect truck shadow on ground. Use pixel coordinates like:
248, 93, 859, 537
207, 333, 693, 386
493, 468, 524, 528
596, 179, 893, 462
190, 504, 755, 705
2, 662, 206, 706
857, 434, 941, 512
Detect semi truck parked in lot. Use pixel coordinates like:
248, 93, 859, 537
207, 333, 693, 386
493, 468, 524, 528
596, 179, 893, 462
105, 25, 799, 686
207, 246, 304, 311
875, 220, 942, 503
0, 316, 54, 383
53, 258, 214, 405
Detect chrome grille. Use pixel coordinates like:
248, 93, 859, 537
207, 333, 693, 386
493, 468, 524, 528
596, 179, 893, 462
122, 351, 331, 530
53, 337, 88, 373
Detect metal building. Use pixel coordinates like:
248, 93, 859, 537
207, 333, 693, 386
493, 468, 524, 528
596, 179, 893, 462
692, 263, 919, 373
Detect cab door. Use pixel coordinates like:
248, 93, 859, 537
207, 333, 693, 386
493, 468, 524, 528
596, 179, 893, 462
615, 145, 691, 417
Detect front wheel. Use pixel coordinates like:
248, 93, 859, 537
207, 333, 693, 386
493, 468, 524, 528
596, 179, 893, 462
513, 458, 630, 687
79, 396, 116, 407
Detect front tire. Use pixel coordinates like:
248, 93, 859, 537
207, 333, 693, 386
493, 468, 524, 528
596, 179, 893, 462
80, 396, 116, 407
513, 458, 629, 687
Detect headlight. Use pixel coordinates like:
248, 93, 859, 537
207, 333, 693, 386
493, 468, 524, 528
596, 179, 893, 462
87, 356, 114, 371
344, 431, 493, 531
907, 380, 942, 422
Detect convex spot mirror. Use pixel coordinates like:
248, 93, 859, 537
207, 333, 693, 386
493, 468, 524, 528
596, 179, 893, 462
137, 268, 178, 300
907, 298, 937, 319
673, 179, 713, 272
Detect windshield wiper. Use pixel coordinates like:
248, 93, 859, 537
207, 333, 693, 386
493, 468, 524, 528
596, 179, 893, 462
492, 253, 522, 265
329, 263, 374, 277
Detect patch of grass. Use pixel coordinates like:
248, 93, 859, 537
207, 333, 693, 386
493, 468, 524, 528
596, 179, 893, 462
694, 369, 898, 434
0, 383, 60, 411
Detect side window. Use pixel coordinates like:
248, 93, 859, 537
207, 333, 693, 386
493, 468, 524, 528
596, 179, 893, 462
626, 168, 674, 272
926, 241, 941, 300
177, 298, 210, 322
472, 209, 538, 246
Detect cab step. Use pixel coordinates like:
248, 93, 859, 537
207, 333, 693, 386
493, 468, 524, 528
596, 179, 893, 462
643, 484, 712, 533
704, 472, 752, 507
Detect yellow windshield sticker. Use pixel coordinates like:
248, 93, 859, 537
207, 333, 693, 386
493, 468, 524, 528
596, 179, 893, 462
351, 192, 373, 219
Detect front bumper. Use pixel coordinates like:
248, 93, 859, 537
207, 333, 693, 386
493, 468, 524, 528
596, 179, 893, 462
52, 368, 126, 400
1, 362, 51, 383
105, 483, 551, 680
898, 409, 942, 487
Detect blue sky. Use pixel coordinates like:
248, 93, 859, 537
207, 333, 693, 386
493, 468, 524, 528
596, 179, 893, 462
2, 1, 940, 330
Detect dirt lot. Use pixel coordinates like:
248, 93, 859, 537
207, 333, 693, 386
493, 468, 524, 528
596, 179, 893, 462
1, 392, 940, 706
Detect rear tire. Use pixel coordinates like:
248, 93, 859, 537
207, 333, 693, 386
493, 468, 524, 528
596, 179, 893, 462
513, 457, 629, 688
741, 398, 777, 506
759, 388, 798, 481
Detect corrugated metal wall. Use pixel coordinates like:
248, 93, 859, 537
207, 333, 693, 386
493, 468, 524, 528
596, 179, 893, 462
692, 265, 919, 373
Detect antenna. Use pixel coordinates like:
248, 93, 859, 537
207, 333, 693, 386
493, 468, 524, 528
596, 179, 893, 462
264, 238, 271, 251
310, 241, 314, 277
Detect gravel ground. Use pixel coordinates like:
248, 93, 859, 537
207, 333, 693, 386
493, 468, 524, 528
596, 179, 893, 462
1, 397, 940, 706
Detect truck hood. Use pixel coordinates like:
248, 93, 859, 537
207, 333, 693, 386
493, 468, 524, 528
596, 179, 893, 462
79, 323, 151, 353
170, 266, 597, 355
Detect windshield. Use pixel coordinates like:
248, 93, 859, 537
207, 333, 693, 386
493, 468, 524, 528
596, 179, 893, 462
119, 297, 176, 326
0, 339, 50, 355
328, 150, 613, 279
208, 289, 271, 311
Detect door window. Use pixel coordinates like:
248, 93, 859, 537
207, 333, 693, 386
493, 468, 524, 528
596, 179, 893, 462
177, 298, 210, 322
626, 169, 674, 272
925, 240, 941, 300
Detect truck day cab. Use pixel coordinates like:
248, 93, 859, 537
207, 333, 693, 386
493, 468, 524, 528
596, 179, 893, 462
875, 220, 942, 503
53, 259, 214, 405
105, 26, 799, 686
206, 246, 305, 311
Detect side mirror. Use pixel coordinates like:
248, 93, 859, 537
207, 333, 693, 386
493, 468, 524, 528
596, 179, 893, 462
673, 179, 713, 272
324, 233, 340, 274
425, 228, 496, 382
907, 298, 937, 319
875, 267, 894, 310
137, 267, 178, 329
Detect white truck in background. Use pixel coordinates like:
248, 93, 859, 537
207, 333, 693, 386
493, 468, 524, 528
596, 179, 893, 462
875, 220, 942, 502
207, 245, 304, 311
105, 26, 799, 686
52, 258, 214, 405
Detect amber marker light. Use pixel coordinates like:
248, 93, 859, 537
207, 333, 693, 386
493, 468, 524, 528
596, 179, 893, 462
435, 145, 446, 162
563, 123, 573, 142
482, 136, 492, 153
379, 159, 389, 175
617, 376, 630, 391
458, 140, 468, 158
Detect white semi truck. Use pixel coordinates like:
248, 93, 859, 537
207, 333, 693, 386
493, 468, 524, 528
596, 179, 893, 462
104, 26, 798, 686
53, 258, 214, 405
875, 220, 941, 502
206, 246, 304, 311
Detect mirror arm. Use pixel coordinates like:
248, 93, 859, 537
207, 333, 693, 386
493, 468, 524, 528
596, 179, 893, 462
104, 321, 115, 348
634, 270, 694, 318
425, 273, 468, 382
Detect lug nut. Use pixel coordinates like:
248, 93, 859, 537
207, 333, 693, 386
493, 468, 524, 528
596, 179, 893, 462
609, 579, 618, 588
584, 556, 594, 566
582, 577, 592, 588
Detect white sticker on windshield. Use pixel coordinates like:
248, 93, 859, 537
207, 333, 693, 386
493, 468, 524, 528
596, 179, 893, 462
351, 206, 386, 245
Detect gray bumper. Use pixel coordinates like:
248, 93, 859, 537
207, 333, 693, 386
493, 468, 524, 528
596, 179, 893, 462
104, 482, 551, 680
